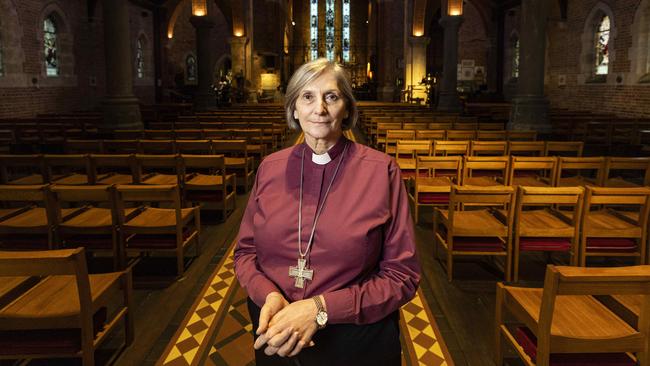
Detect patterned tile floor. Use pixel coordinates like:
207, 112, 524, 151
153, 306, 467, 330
157, 240, 453, 366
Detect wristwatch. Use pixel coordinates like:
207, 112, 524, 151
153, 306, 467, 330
312, 296, 328, 329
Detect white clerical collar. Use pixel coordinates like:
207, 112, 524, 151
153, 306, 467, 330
311, 151, 332, 165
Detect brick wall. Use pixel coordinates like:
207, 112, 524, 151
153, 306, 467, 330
458, 2, 489, 69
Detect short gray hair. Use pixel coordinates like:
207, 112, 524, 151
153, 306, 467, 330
284, 58, 358, 131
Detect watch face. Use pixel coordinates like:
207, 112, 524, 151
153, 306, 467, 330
316, 311, 328, 326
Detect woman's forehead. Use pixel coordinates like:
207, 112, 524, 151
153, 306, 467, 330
301, 73, 340, 92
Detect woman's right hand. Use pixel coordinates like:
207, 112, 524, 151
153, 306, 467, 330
256, 292, 289, 336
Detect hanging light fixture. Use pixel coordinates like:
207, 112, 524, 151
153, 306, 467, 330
447, 0, 463, 16
192, 0, 207, 16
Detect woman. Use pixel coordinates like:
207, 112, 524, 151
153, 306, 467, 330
234, 58, 420, 365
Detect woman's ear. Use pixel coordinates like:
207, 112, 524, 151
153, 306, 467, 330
293, 110, 298, 120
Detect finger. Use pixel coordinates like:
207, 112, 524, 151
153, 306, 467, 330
268, 327, 293, 348
253, 333, 269, 350
290, 328, 317, 357
257, 306, 271, 335
277, 331, 299, 357
288, 339, 305, 357
264, 345, 280, 356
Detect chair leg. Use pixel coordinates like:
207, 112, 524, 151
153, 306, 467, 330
447, 250, 453, 282
513, 237, 520, 283
494, 284, 505, 366
123, 271, 135, 346
414, 204, 420, 225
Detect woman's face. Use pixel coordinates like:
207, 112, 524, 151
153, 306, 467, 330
293, 71, 348, 144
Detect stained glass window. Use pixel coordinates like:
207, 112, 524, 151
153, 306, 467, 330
186, 55, 197, 81
595, 15, 610, 75
512, 38, 520, 78
342, 0, 350, 62
136, 37, 144, 79
44, 16, 58, 76
310, 0, 318, 60
325, 0, 335, 61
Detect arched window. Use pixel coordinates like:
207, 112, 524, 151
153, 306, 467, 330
135, 37, 145, 79
186, 54, 197, 82
43, 15, 58, 76
310, 0, 318, 60
0, 36, 4, 77
595, 15, 610, 75
512, 38, 520, 78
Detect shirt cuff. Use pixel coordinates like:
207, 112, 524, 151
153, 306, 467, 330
322, 288, 355, 324
249, 278, 281, 308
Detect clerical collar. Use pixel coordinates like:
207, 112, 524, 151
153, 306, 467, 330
305, 136, 348, 165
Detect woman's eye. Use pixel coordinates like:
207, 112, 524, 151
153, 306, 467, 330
302, 94, 313, 101
325, 94, 339, 103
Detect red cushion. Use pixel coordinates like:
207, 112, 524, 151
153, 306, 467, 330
0, 307, 106, 355
586, 238, 638, 252
519, 237, 572, 252
515, 327, 635, 366
451, 236, 504, 252
418, 192, 450, 204
126, 229, 194, 249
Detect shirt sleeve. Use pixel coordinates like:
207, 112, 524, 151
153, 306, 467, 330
322, 158, 421, 324
233, 166, 282, 308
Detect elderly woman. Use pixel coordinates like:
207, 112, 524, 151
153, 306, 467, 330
234, 58, 420, 366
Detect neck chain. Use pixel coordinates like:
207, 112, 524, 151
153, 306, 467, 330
289, 141, 348, 288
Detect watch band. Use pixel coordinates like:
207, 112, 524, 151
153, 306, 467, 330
313, 296, 325, 313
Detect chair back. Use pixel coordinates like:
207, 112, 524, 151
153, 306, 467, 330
557, 157, 605, 185
144, 129, 174, 140
508, 157, 558, 185
211, 139, 249, 156
428, 122, 453, 130
604, 157, 650, 186
176, 140, 213, 154
402, 122, 428, 131
469, 141, 507, 156
182, 154, 226, 174
463, 156, 509, 181
507, 141, 545, 156
477, 130, 507, 141
0, 184, 48, 203
433, 140, 469, 156
174, 129, 204, 140
416, 129, 445, 140
545, 141, 584, 157
44, 154, 93, 184
0, 155, 45, 184
103, 139, 141, 154
140, 139, 175, 154
113, 130, 143, 140
65, 139, 103, 154
507, 130, 537, 141
446, 130, 476, 141
450, 185, 514, 205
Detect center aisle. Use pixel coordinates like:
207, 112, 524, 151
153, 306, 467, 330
157, 131, 453, 366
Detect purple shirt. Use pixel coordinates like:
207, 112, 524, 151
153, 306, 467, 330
234, 137, 420, 325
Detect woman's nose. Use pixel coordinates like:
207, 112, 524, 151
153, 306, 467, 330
314, 99, 327, 114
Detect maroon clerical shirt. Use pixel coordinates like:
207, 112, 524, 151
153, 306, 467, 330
234, 137, 420, 325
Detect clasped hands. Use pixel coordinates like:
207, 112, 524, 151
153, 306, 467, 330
253, 292, 321, 357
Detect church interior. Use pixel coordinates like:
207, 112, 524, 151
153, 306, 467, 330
1, 0, 650, 365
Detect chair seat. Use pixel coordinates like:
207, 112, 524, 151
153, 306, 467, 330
142, 174, 178, 185
438, 209, 507, 236
0, 208, 77, 229
61, 207, 137, 230
185, 174, 224, 187
124, 207, 195, 228
52, 174, 89, 185
505, 287, 637, 340
464, 176, 504, 186
558, 176, 597, 187
519, 210, 574, 237
519, 237, 572, 252
126, 228, 196, 249
96, 173, 134, 184
417, 177, 452, 192
514, 327, 635, 366
584, 211, 642, 237
604, 178, 640, 188
225, 157, 252, 167
512, 176, 551, 187
396, 158, 415, 170
8, 175, 44, 185
0, 208, 23, 220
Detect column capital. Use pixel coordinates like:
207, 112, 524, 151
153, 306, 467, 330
229, 36, 249, 46
439, 15, 463, 28
189, 15, 215, 29
408, 36, 430, 46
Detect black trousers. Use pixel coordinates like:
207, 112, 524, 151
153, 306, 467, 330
247, 298, 401, 366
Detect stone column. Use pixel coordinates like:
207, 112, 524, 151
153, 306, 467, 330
508, 0, 551, 132
190, 16, 215, 111
406, 36, 430, 103
229, 36, 249, 82
101, 0, 142, 131
437, 16, 463, 112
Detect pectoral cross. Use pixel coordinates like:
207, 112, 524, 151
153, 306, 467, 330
289, 258, 313, 288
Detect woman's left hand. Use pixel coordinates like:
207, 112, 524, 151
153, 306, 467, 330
255, 298, 319, 356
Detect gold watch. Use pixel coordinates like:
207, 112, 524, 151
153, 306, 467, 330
312, 296, 328, 329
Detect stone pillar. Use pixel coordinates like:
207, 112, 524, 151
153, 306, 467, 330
101, 0, 142, 131
437, 16, 463, 112
229, 36, 249, 83
406, 36, 430, 103
190, 16, 215, 111
508, 0, 551, 132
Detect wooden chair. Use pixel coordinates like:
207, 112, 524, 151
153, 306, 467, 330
375, 122, 403, 149
92, 154, 137, 185
453, 122, 478, 131
507, 130, 538, 141
434, 185, 515, 281
0, 248, 133, 366
45, 154, 94, 185
433, 140, 469, 156
385, 130, 416, 155
174, 129, 204, 140
579, 186, 650, 266
140, 139, 175, 155
65, 139, 103, 154
556, 157, 605, 187
477, 130, 507, 141
144, 129, 174, 140
603, 157, 650, 188
415, 129, 445, 141
182, 154, 237, 221
462, 156, 510, 187
230, 128, 267, 166
113, 130, 143, 140
478, 122, 505, 131
495, 265, 650, 366
103, 140, 141, 154
116, 184, 200, 276
544, 141, 584, 157
469, 141, 508, 156
395, 140, 432, 178
409, 156, 461, 224
512, 186, 584, 282
135, 154, 182, 185
508, 157, 557, 187
428, 122, 453, 130
507, 141, 546, 157
402, 122, 429, 131
175, 139, 213, 155
0, 155, 47, 185
446, 130, 476, 141
211, 139, 255, 192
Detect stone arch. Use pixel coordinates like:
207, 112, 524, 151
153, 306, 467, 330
629, 0, 650, 82
213, 54, 232, 81
167, 0, 233, 39
578, 2, 617, 83
38, 1, 76, 86
0, 0, 27, 87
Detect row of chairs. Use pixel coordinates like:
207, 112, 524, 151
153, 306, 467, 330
372, 124, 521, 147
407, 156, 650, 223
389, 139, 582, 158
0, 184, 201, 275
433, 185, 650, 282
0, 154, 239, 217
